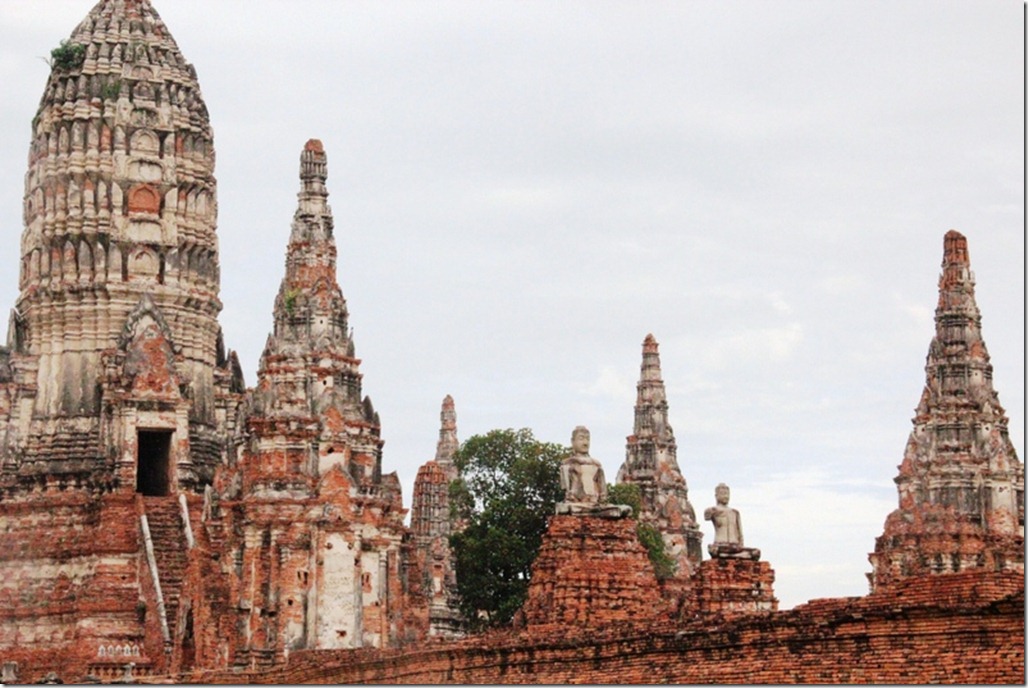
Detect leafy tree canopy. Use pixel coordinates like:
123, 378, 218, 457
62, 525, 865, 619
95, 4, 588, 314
449, 428, 567, 630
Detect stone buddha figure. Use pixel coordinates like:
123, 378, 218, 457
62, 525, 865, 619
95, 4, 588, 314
556, 426, 630, 518
560, 426, 607, 503
704, 483, 760, 560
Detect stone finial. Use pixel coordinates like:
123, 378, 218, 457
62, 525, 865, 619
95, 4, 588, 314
300, 138, 329, 194
434, 394, 459, 471
704, 483, 760, 560
943, 229, 970, 266
640, 333, 661, 382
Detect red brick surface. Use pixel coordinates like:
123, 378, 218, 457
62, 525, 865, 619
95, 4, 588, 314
191, 570, 1023, 685
518, 515, 668, 631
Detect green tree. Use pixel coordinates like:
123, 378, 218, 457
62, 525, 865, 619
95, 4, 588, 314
606, 482, 676, 580
449, 428, 567, 630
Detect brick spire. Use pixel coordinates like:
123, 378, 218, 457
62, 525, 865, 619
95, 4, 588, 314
251, 140, 382, 488
410, 395, 463, 638
616, 334, 702, 575
869, 230, 1024, 590
434, 394, 460, 476
274, 138, 349, 345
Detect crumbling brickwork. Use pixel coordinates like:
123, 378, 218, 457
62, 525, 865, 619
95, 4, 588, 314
210, 139, 419, 663
518, 514, 669, 631
695, 557, 777, 616
409, 396, 462, 639
193, 570, 1024, 685
0, 3, 424, 681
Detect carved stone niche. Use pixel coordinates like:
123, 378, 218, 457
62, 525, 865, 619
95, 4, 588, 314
129, 129, 160, 157
128, 247, 160, 283
127, 184, 161, 215
128, 158, 163, 183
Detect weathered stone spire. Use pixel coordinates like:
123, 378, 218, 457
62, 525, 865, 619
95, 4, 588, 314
434, 394, 459, 476
616, 334, 702, 575
251, 140, 380, 486
411, 395, 463, 638
414, 395, 461, 538
233, 141, 407, 652
869, 230, 1024, 590
272, 139, 349, 349
1, 0, 235, 489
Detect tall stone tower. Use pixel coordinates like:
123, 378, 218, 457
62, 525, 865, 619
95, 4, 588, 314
0, 0, 239, 492
869, 231, 1024, 590
410, 395, 463, 638
616, 334, 702, 575
0, 1, 246, 680
218, 140, 413, 661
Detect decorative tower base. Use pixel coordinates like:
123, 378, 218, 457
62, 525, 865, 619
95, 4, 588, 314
518, 515, 667, 632
695, 558, 778, 617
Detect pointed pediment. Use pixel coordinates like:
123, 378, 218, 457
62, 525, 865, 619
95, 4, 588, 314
317, 462, 354, 509
118, 295, 181, 397
118, 294, 179, 354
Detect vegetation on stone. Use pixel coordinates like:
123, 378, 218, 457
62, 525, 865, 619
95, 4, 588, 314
607, 482, 676, 579
448, 428, 567, 629
50, 41, 85, 71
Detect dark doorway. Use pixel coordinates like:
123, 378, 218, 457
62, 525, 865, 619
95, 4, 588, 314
136, 429, 173, 495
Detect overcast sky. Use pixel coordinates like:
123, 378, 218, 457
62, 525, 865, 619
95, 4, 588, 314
0, 1, 1023, 610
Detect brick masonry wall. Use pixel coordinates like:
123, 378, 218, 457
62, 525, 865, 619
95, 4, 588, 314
0, 491, 158, 683
191, 570, 1023, 685
519, 514, 667, 631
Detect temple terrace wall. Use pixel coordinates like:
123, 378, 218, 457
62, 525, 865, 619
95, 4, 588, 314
188, 569, 1023, 685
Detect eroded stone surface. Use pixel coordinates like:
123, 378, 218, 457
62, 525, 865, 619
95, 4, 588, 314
518, 514, 668, 631
0, 1, 1021, 683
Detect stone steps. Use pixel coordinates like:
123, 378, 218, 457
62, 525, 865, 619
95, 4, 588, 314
143, 496, 189, 641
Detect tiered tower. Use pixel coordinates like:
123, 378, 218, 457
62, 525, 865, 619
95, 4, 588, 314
0, 0, 240, 491
410, 395, 463, 638
224, 140, 411, 658
869, 231, 1024, 590
616, 334, 702, 575
0, 1, 245, 680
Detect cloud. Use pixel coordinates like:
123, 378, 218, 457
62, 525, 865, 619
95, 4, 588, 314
699, 323, 804, 370
581, 365, 634, 401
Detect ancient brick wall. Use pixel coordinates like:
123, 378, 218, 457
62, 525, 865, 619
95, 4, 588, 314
518, 514, 668, 631
0, 491, 160, 683
695, 557, 777, 616
192, 570, 1023, 685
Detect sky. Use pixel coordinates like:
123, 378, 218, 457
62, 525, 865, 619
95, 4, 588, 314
0, 1, 1023, 610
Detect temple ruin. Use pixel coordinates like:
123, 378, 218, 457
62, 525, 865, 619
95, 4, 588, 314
0, 1, 1022, 684
869, 229, 1024, 587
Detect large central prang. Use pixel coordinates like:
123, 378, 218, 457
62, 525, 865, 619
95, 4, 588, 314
1, 0, 237, 492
